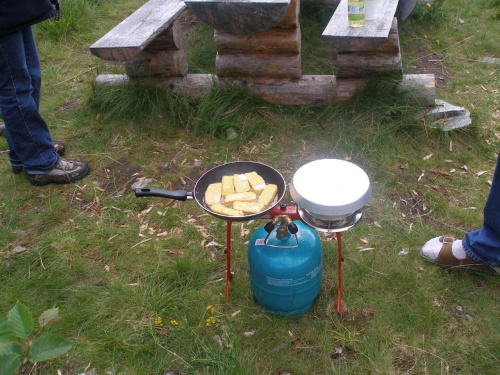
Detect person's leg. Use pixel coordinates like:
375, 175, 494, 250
421, 149, 500, 273
23, 27, 42, 110
463, 149, 500, 267
0, 27, 59, 174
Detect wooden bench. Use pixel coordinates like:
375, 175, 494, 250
90, 0, 188, 77
91, 0, 434, 106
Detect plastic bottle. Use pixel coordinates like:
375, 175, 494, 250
365, 0, 378, 21
348, 0, 365, 28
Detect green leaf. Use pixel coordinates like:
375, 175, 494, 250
0, 317, 17, 354
28, 334, 73, 363
7, 303, 33, 339
38, 308, 60, 328
0, 352, 22, 375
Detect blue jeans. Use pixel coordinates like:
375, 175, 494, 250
463, 148, 500, 267
0, 27, 58, 174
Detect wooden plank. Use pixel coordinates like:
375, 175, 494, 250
215, 26, 301, 54
216, 53, 301, 79
184, 0, 291, 34
322, 0, 399, 51
94, 73, 435, 106
90, 0, 186, 61
126, 49, 188, 77
336, 51, 402, 78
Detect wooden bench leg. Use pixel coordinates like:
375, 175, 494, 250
125, 20, 188, 77
336, 18, 402, 78
214, 0, 302, 80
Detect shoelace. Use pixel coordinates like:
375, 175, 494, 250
57, 159, 75, 171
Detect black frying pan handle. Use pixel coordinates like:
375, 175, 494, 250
134, 188, 191, 201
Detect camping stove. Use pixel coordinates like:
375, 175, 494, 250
224, 159, 372, 314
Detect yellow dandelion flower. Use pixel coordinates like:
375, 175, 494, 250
426, 2, 431, 7
154, 316, 163, 326
435, 39, 440, 45
170, 320, 179, 326
426, 45, 432, 51
206, 305, 213, 311
206, 323, 210, 326
423, 34, 428, 39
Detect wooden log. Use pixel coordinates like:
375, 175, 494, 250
90, 0, 186, 61
368, 19, 400, 53
215, 26, 301, 55
322, 0, 399, 52
399, 74, 435, 107
126, 49, 188, 77
276, 0, 299, 29
94, 73, 435, 106
216, 53, 301, 79
142, 20, 188, 52
336, 51, 402, 78
184, 0, 291, 34
240, 75, 363, 104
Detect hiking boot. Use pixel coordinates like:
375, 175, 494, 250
29, 158, 90, 186
12, 141, 66, 174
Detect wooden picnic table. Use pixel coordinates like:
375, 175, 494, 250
90, 0, 435, 106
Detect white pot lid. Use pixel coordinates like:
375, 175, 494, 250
290, 159, 372, 219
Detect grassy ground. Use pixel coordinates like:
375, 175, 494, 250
1, 0, 500, 374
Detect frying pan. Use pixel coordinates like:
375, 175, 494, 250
135, 161, 286, 222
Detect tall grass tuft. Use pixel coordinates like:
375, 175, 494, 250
36, 0, 102, 40
188, 85, 270, 140
89, 82, 191, 126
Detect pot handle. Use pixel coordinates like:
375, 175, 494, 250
134, 188, 192, 201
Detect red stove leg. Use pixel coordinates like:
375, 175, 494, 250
336, 232, 342, 314
225, 220, 232, 300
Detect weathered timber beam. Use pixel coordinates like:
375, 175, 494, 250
215, 26, 301, 54
184, 0, 291, 34
216, 53, 301, 79
126, 49, 188, 77
276, 0, 299, 29
94, 73, 435, 106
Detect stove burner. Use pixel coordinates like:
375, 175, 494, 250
297, 208, 363, 233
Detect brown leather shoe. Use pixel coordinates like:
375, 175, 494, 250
421, 235, 500, 275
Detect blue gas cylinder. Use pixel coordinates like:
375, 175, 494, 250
248, 221, 323, 316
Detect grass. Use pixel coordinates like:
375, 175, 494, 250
1, 0, 500, 374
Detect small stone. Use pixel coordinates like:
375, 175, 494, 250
455, 305, 464, 314
11, 246, 28, 254
465, 314, 474, 321
131, 178, 154, 189
193, 160, 202, 167
226, 127, 238, 140
243, 330, 257, 337
480, 57, 500, 65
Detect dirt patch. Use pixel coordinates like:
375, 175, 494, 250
94, 158, 143, 197
55, 98, 80, 114
405, 49, 450, 88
